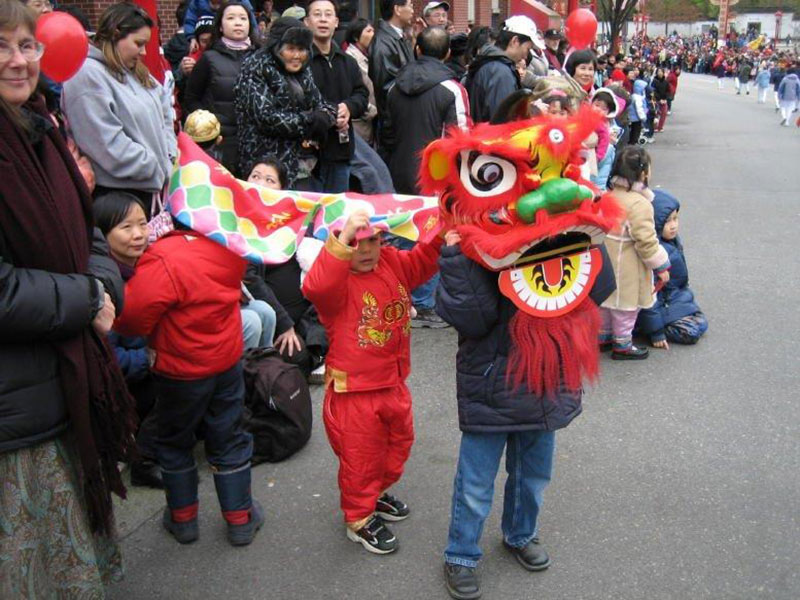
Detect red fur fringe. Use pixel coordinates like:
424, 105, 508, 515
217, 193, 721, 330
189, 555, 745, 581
507, 300, 601, 399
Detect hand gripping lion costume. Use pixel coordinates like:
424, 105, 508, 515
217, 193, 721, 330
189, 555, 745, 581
419, 103, 623, 398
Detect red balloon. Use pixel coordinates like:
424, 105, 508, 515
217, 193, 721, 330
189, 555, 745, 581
35, 12, 89, 83
565, 9, 598, 50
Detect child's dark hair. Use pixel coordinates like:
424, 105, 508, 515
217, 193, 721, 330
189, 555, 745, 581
611, 146, 651, 191
93, 191, 146, 236
250, 155, 289, 189
345, 18, 371, 45
592, 90, 615, 113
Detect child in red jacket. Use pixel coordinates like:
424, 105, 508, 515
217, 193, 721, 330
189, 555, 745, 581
302, 210, 443, 554
114, 230, 263, 547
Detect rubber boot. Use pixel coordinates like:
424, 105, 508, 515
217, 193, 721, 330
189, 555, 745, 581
213, 463, 264, 546
161, 466, 199, 544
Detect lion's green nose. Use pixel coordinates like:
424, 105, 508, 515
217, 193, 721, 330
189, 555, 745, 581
515, 178, 594, 224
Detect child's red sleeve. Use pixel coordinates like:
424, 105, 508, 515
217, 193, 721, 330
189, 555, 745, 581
393, 236, 444, 291
114, 253, 180, 337
301, 235, 352, 316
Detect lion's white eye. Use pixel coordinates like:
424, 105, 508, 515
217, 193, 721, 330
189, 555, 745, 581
459, 151, 517, 198
549, 129, 565, 144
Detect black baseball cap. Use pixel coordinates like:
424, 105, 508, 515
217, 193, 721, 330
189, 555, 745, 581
544, 29, 562, 39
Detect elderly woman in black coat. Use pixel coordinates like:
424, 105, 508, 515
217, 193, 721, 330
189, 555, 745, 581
0, 0, 136, 594
234, 17, 336, 189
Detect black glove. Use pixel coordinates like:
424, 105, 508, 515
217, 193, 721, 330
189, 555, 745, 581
306, 110, 333, 139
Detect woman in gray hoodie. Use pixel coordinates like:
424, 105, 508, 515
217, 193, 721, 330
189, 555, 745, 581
63, 3, 176, 206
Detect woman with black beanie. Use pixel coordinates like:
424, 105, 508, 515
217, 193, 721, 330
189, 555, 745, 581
234, 16, 337, 189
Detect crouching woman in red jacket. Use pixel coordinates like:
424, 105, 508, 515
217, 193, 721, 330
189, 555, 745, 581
114, 229, 264, 546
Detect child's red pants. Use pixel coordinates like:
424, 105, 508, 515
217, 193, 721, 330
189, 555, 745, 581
323, 383, 414, 524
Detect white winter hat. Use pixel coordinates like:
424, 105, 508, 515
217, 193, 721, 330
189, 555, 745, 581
503, 15, 545, 50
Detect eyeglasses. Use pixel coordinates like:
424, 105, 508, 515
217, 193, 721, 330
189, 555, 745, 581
0, 40, 45, 63
28, 0, 52, 9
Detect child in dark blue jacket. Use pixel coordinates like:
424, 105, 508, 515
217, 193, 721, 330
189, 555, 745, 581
636, 190, 708, 348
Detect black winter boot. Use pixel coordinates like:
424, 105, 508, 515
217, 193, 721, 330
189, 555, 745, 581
161, 466, 199, 544
213, 464, 264, 546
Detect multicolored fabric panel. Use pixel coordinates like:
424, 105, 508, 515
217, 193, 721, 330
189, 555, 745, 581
167, 133, 441, 264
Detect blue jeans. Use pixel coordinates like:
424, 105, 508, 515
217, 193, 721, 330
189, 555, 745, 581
241, 299, 276, 349
444, 430, 556, 568
318, 161, 351, 193
154, 362, 253, 473
383, 235, 438, 309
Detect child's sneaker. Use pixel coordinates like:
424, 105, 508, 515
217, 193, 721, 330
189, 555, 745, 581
611, 345, 649, 360
346, 515, 398, 554
308, 363, 325, 385
376, 493, 410, 521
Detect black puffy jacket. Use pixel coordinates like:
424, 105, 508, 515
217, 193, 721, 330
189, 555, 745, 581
384, 56, 469, 194
185, 41, 255, 174
435, 244, 616, 433
0, 228, 123, 453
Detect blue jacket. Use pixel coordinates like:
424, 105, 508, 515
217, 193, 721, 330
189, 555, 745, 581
436, 244, 616, 433
184, 0, 256, 40
755, 70, 771, 88
107, 261, 150, 383
465, 44, 519, 123
778, 73, 800, 102
636, 190, 701, 341
628, 79, 648, 123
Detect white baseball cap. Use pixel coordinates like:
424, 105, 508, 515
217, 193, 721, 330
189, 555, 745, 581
504, 15, 545, 50
424, 1, 450, 14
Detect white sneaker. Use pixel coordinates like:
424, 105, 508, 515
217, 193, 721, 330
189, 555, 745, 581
308, 363, 325, 385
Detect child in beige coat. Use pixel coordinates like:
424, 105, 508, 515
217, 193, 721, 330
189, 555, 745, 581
600, 147, 670, 360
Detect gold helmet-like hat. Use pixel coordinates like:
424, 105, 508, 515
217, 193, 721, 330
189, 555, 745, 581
184, 109, 221, 143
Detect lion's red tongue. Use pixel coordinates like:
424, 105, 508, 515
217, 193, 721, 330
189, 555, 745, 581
542, 257, 564, 288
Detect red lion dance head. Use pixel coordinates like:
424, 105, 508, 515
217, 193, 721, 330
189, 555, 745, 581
420, 104, 623, 398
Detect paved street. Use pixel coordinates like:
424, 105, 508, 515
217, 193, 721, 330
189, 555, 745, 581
110, 75, 800, 600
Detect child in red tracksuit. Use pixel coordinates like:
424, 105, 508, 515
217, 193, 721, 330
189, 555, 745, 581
302, 210, 443, 555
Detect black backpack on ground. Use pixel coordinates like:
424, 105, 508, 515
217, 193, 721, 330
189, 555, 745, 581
242, 348, 313, 464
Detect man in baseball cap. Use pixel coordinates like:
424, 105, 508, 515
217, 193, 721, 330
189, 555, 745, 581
464, 15, 541, 122
543, 28, 564, 70
423, 1, 449, 26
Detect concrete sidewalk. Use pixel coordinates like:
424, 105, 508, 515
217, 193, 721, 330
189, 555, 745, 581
110, 74, 800, 600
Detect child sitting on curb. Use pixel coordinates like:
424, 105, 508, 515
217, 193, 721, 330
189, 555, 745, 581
302, 210, 444, 554
636, 190, 708, 348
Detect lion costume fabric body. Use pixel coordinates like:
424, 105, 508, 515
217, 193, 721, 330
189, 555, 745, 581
420, 105, 623, 399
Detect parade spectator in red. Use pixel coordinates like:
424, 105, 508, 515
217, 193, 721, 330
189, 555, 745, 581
542, 28, 562, 70
115, 224, 264, 547
666, 65, 680, 113
652, 67, 670, 132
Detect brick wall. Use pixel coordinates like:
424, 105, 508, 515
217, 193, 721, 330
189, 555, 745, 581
59, 0, 183, 42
